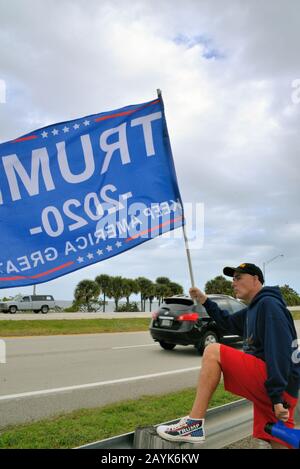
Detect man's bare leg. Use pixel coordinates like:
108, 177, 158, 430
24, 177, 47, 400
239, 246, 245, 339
189, 343, 222, 419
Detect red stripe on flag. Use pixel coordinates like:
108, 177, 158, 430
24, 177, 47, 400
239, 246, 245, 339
29, 261, 74, 279
125, 215, 183, 242
13, 135, 38, 143
0, 261, 74, 281
95, 110, 135, 122
94, 99, 160, 123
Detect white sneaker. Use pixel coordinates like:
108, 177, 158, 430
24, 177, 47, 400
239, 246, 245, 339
157, 416, 205, 443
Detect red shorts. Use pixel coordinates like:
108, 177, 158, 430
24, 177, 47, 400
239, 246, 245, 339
220, 344, 298, 448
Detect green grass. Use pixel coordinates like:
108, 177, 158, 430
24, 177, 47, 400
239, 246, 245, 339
0, 383, 239, 449
1, 309, 299, 337
0, 318, 150, 337
291, 310, 300, 320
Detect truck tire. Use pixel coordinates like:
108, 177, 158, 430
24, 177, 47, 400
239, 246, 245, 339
9, 306, 17, 314
41, 305, 49, 314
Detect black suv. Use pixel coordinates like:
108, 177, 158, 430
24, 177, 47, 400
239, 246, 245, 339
149, 294, 244, 354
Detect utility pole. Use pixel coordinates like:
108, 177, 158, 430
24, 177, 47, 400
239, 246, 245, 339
263, 254, 284, 284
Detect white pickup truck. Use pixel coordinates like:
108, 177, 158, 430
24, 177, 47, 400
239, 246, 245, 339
0, 295, 55, 314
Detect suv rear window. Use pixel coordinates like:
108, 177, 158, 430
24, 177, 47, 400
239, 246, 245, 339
160, 303, 194, 313
163, 298, 194, 306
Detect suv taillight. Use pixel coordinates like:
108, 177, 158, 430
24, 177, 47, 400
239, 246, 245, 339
152, 311, 159, 320
177, 312, 199, 321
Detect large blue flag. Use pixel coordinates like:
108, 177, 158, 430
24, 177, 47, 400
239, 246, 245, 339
0, 96, 184, 288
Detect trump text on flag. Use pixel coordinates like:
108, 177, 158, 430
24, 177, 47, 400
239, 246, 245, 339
0, 98, 185, 287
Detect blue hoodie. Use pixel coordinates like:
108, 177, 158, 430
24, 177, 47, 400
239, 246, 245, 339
203, 286, 300, 405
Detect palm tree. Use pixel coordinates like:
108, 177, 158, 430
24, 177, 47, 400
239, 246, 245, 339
156, 277, 171, 286
74, 279, 100, 312
145, 281, 156, 312
169, 282, 184, 296
136, 277, 153, 311
122, 278, 139, 308
155, 283, 168, 306
95, 274, 111, 312
155, 277, 173, 302
107, 276, 124, 311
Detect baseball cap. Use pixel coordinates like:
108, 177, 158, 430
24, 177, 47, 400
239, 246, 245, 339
223, 263, 264, 284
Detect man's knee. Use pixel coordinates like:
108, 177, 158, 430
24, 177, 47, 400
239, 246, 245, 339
203, 343, 221, 363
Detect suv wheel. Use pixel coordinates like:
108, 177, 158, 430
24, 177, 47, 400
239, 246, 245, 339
196, 330, 219, 355
159, 341, 176, 351
41, 306, 49, 314
9, 306, 17, 314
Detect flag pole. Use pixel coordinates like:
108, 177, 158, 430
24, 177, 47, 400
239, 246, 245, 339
157, 89, 196, 289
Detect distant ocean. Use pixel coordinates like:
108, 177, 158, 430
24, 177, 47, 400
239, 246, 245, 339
55, 299, 161, 313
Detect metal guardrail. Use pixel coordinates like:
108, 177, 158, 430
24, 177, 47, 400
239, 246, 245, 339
76, 398, 253, 449
77, 395, 300, 449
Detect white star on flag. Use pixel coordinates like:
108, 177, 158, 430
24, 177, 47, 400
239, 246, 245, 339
0, 96, 185, 291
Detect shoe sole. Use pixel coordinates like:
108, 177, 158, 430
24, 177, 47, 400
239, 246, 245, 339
156, 429, 205, 444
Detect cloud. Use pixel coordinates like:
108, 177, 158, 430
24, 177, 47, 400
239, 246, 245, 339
0, 0, 299, 299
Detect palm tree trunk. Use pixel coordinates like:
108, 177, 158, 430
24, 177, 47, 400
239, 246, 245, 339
103, 293, 106, 312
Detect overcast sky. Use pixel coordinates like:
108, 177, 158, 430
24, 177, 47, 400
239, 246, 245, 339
0, 0, 299, 300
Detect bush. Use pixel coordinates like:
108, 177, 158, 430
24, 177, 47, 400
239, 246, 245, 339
64, 303, 80, 312
280, 285, 300, 306
64, 300, 106, 312
116, 302, 140, 312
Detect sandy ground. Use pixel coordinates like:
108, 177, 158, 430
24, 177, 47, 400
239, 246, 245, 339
224, 436, 271, 449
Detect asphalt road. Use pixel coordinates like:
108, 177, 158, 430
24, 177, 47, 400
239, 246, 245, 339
1, 331, 203, 395
1, 321, 299, 428
0, 331, 203, 427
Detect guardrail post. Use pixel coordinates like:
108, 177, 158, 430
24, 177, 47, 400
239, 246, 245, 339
134, 426, 203, 449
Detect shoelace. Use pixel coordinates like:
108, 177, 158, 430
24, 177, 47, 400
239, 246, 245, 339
165, 416, 189, 430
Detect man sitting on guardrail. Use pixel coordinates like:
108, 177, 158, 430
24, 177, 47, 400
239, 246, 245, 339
157, 263, 300, 449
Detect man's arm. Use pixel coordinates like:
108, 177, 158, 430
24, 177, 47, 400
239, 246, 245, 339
189, 287, 246, 336
263, 299, 293, 407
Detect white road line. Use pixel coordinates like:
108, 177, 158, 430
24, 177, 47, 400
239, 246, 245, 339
0, 366, 201, 401
112, 344, 156, 350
